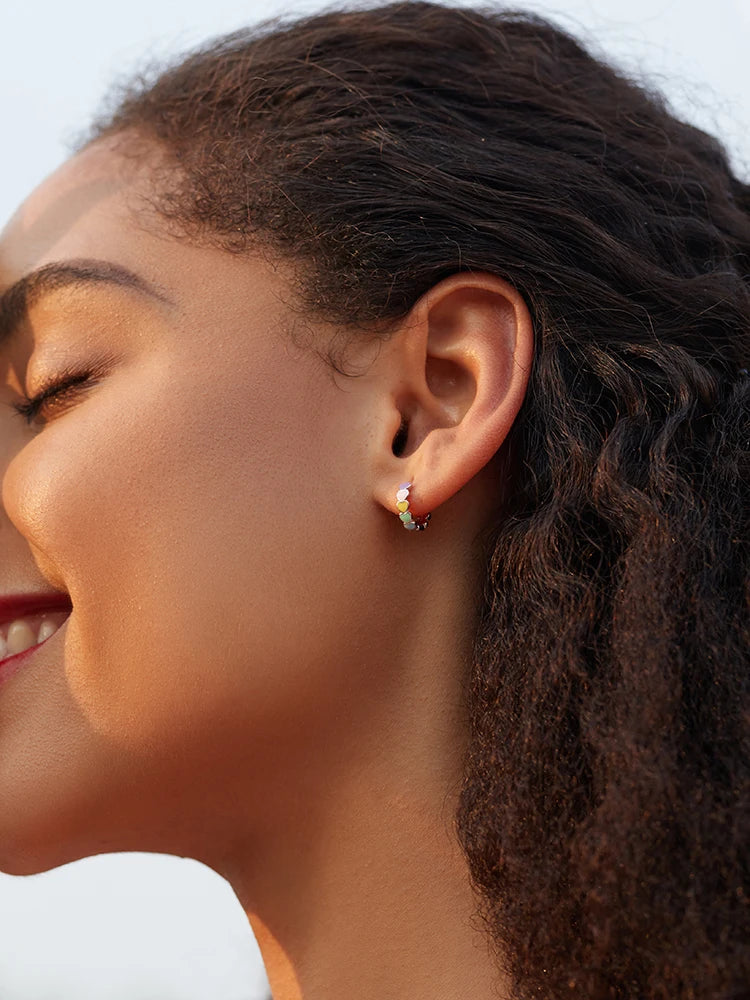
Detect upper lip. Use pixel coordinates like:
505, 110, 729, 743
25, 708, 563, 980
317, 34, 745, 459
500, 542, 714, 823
0, 593, 73, 628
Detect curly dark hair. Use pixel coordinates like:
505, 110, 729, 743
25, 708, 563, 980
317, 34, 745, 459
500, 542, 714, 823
88, 3, 750, 997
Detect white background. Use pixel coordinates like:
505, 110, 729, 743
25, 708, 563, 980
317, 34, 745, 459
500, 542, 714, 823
0, 1, 747, 998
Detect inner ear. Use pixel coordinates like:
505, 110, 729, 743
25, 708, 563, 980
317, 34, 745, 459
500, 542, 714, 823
392, 416, 409, 457
425, 355, 476, 406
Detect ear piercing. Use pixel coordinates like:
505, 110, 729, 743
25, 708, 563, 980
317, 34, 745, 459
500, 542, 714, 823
395, 482, 431, 531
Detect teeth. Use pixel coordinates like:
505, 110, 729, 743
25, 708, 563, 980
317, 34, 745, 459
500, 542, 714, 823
0, 611, 70, 663
7, 620, 35, 655
37, 620, 57, 643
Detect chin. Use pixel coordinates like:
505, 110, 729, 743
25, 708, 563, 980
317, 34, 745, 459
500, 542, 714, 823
0, 834, 90, 878
0, 782, 134, 878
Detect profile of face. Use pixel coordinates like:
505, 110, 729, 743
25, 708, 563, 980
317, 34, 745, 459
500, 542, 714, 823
0, 137, 532, 881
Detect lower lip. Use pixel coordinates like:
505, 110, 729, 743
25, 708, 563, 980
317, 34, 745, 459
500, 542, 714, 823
0, 629, 63, 687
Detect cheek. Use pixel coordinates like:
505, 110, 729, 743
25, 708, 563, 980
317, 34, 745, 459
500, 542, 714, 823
3, 343, 374, 757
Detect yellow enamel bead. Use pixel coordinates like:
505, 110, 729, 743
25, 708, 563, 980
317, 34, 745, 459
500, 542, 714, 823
397, 500, 409, 512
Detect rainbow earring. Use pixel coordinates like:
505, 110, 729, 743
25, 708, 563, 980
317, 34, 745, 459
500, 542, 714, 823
395, 482, 432, 531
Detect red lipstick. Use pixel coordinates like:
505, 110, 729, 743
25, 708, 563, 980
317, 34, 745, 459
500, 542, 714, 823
0, 592, 72, 625
0, 592, 72, 685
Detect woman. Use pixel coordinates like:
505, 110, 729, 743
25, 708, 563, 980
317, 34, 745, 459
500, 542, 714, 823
0, 3, 747, 998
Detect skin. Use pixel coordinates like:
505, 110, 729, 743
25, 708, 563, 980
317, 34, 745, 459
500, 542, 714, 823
0, 137, 534, 1000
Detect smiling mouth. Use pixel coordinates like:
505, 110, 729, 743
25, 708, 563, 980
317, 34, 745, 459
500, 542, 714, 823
0, 595, 73, 665
0, 613, 70, 663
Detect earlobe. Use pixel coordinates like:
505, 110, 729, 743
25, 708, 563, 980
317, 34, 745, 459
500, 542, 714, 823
374, 272, 534, 528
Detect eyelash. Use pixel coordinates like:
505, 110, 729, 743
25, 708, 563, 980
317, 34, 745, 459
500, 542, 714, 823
12, 370, 95, 426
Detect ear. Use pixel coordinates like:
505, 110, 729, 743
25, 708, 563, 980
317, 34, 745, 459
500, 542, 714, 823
371, 272, 534, 525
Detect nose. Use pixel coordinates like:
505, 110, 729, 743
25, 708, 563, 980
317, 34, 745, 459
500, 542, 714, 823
0, 376, 53, 593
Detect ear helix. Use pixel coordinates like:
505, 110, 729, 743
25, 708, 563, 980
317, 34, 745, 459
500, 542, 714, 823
395, 482, 432, 532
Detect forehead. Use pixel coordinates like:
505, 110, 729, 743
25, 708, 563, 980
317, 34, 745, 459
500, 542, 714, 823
0, 139, 152, 291
0, 140, 305, 359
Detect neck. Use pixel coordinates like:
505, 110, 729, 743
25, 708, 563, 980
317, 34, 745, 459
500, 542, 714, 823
230, 759, 504, 1000
209, 517, 508, 1000
213, 635, 508, 1000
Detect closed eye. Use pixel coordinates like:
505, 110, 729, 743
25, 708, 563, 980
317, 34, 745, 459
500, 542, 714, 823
11, 370, 96, 427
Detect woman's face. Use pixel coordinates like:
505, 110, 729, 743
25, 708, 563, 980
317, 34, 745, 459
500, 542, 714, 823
0, 139, 403, 874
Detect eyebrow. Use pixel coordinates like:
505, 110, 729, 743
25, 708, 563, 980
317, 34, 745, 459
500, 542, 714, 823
0, 258, 172, 348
